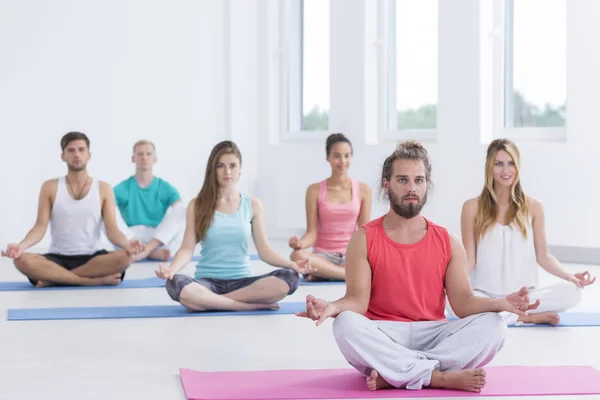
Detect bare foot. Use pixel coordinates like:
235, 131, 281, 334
131, 250, 151, 262
36, 280, 55, 288
429, 369, 486, 393
148, 248, 170, 261
518, 311, 560, 325
303, 274, 326, 282
366, 370, 392, 391
93, 273, 123, 286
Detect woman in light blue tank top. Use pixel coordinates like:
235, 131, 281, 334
155, 141, 314, 312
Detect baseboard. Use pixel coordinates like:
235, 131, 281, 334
549, 245, 600, 265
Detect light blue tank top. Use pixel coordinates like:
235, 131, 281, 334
194, 193, 253, 280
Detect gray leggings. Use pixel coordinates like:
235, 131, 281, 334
166, 268, 300, 302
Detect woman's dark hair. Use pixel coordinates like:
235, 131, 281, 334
325, 133, 352, 156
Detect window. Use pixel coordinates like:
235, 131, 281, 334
286, 0, 329, 133
382, 0, 438, 135
504, 0, 566, 129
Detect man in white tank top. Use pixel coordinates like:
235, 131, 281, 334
106, 140, 185, 262
1, 132, 144, 287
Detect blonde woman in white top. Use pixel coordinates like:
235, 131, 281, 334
451, 139, 595, 325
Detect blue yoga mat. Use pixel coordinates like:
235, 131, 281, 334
447, 312, 600, 327
0, 277, 165, 292
136, 254, 260, 263
0, 272, 344, 292
515, 312, 600, 327
7, 301, 307, 321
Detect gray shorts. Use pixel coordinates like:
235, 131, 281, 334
165, 268, 300, 302
314, 252, 345, 266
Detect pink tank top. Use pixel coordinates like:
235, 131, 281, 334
363, 215, 451, 322
312, 179, 362, 254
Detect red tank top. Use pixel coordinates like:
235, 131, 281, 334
363, 215, 451, 322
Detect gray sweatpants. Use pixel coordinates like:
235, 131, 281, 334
332, 311, 507, 390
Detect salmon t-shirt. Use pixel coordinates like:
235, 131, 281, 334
363, 215, 451, 322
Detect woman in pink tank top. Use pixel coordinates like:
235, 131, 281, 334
289, 133, 372, 281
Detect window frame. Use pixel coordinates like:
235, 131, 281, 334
378, 0, 438, 143
279, 0, 331, 142
492, 0, 566, 142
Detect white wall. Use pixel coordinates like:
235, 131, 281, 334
0, 0, 236, 247
250, 0, 600, 252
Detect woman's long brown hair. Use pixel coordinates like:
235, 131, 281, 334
194, 140, 242, 242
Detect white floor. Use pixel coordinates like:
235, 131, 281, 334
0, 240, 599, 400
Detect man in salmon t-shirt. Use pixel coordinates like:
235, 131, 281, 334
296, 140, 540, 393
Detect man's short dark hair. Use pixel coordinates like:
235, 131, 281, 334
61, 132, 90, 151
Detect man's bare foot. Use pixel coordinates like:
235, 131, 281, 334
148, 248, 170, 261
92, 273, 123, 286
429, 369, 486, 393
518, 311, 560, 325
366, 370, 392, 391
36, 280, 55, 288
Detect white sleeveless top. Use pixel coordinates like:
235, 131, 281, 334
48, 177, 104, 255
470, 217, 539, 296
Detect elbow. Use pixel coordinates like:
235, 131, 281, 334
347, 296, 369, 315
447, 297, 469, 319
106, 229, 123, 244
357, 304, 369, 315
256, 247, 273, 261
304, 230, 316, 240
535, 252, 550, 266
33, 224, 47, 237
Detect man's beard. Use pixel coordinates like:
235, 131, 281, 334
389, 190, 427, 219
67, 162, 86, 172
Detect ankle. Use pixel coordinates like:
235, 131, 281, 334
429, 370, 445, 387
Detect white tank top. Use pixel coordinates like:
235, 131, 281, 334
48, 177, 103, 255
470, 217, 539, 296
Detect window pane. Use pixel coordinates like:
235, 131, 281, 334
302, 0, 329, 131
389, 0, 438, 130
507, 0, 566, 128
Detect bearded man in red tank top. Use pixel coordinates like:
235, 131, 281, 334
296, 140, 539, 393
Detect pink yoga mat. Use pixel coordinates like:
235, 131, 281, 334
180, 365, 600, 399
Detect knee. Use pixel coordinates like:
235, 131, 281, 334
290, 250, 305, 262
561, 283, 583, 309
165, 274, 193, 302
170, 202, 187, 219
332, 311, 365, 342
477, 312, 507, 346
116, 252, 133, 272
274, 268, 300, 295
13, 255, 31, 273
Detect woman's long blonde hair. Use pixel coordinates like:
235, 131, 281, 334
475, 139, 530, 240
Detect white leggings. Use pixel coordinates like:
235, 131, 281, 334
104, 202, 186, 252
446, 282, 582, 325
